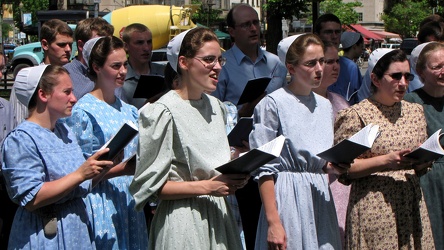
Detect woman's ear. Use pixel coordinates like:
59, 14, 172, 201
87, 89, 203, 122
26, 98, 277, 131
38, 89, 49, 104
287, 63, 296, 75
92, 62, 100, 75
178, 55, 189, 71
370, 72, 381, 89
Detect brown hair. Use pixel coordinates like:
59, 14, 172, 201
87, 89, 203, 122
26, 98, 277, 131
286, 33, 324, 65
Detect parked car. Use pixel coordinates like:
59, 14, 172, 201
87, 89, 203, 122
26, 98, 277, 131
381, 43, 401, 49
400, 38, 419, 55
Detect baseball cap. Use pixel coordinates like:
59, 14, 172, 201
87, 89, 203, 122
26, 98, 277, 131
341, 32, 361, 49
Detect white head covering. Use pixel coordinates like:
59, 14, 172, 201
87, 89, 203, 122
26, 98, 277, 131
410, 42, 432, 73
367, 48, 394, 76
167, 29, 194, 72
14, 65, 49, 107
82, 36, 104, 68
277, 34, 305, 65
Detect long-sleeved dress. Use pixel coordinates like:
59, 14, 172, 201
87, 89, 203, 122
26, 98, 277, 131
405, 89, 444, 249
1, 121, 95, 249
250, 87, 342, 250
130, 90, 243, 250
334, 98, 434, 249
64, 93, 148, 250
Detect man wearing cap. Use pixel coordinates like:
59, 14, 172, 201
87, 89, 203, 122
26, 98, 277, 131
63, 17, 122, 100
121, 23, 164, 109
314, 14, 363, 105
212, 4, 287, 118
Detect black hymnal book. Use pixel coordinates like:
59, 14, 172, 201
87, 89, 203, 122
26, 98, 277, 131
405, 129, 444, 163
216, 135, 285, 174
133, 75, 167, 99
237, 77, 272, 105
227, 117, 253, 147
98, 121, 138, 161
317, 124, 380, 164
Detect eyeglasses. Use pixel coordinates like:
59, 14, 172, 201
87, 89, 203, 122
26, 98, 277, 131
324, 58, 340, 65
235, 20, 260, 30
385, 72, 415, 81
193, 56, 226, 69
301, 58, 325, 68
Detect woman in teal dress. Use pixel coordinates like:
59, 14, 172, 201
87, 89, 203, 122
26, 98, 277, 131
2, 65, 113, 249
130, 27, 248, 249
404, 41, 444, 249
64, 36, 148, 249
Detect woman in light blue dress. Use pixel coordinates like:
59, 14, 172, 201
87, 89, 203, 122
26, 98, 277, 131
251, 34, 344, 250
2, 65, 113, 249
64, 36, 148, 249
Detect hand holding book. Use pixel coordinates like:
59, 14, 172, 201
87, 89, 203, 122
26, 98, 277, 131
404, 129, 444, 164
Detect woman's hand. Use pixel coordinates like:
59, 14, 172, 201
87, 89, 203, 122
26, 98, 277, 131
77, 148, 113, 180
207, 174, 250, 196
267, 222, 287, 250
384, 149, 413, 170
324, 162, 350, 175
230, 141, 250, 160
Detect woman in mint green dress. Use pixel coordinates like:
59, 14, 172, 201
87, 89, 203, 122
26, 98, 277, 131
130, 27, 248, 249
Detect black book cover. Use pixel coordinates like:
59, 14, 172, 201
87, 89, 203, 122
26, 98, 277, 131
216, 135, 285, 174
133, 75, 167, 99
237, 77, 272, 105
98, 122, 139, 161
228, 117, 253, 147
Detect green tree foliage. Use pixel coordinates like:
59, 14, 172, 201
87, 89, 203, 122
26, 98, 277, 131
319, 0, 362, 25
264, 0, 312, 54
381, 0, 431, 38
190, 0, 223, 27
2, 23, 13, 40
13, 0, 49, 29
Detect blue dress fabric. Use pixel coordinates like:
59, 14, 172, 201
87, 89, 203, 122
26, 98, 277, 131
250, 87, 342, 250
64, 93, 148, 250
1, 121, 95, 249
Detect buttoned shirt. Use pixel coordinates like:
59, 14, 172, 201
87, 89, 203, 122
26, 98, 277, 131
212, 45, 287, 106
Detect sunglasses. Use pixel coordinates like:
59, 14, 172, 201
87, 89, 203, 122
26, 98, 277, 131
386, 72, 414, 81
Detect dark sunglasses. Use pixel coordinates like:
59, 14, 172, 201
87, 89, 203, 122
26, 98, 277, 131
386, 72, 414, 81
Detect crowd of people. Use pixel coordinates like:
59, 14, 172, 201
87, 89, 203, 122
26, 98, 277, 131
0, 3, 443, 250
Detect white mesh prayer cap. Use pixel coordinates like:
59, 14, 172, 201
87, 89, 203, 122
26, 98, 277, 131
14, 64, 49, 108
82, 36, 104, 68
277, 34, 305, 65
167, 29, 193, 72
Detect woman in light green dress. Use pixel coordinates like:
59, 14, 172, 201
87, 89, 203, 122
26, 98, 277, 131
130, 27, 248, 249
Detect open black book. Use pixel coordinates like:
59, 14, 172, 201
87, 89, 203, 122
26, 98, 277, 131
216, 135, 285, 174
317, 124, 380, 164
98, 121, 139, 161
133, 75, 167, 99
404, 129, 444, 163
237, 77, 272, 105
227, 117, 253, 147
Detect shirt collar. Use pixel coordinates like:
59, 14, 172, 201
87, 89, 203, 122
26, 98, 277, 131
231, 44, 266, 65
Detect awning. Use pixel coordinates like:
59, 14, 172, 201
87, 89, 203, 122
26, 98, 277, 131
371, 30, 401, 39
348, 24, 384, 41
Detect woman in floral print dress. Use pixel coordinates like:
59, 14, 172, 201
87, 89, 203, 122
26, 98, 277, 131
334, 49, 434, 249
